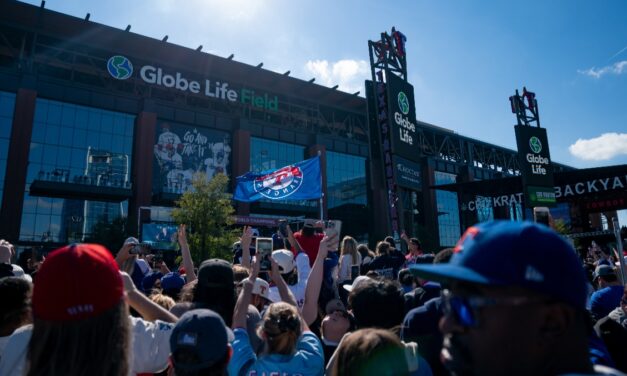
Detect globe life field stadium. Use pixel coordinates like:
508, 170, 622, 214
0, 0, 625, 254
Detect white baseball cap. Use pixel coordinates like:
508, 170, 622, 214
252, 278, 270, 300
342, 275, 371, 292
271, 249, 295, 274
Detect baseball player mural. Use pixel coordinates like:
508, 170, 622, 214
154, 122, 231, 193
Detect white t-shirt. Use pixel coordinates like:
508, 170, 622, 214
0, 317, 174, 375
268, 252, 310, 309
338, 253, 362, 282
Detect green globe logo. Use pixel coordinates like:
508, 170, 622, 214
398, 92, 410, 115
107, 55, 133, 80
529, 136, 542, 154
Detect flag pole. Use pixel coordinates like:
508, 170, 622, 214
318, 151, 324, 221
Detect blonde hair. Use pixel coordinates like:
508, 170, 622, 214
149, 293, 175, 310
340, 236, 359, 265
257, 302, 302, 355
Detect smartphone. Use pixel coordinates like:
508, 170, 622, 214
324, 220, 342, 251
278, 219, 288, 237
256, 237, 273, 271
533, 207, 550, 226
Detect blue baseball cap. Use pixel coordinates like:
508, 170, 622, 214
410, 220, 588, 309
141, 271, 163, 293
170, 309, 234, 371
160, 272, 185, 291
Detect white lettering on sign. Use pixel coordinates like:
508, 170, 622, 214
554, 175, 627, 198
464, 193, 524, 211
394, 112, 415, 145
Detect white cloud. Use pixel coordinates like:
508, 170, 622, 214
569, 133, 627, 160
304, 59, 369, 94
578, 60, 627, 78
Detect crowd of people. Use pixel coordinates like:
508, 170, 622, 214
0, 219, 626, 375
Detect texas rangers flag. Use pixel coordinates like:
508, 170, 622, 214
234, 156, 322, 202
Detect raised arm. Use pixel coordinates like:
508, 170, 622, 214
269, 257, 298, 307
302, 234, 334, 325
240, 225, 253, 269
285, 224, 302, 253
178, 224, 196, 282
233, 255, 259, 329
121, 272, 177, 323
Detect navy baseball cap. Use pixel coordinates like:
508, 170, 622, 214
161, 272, 185, 291
410, 220, 588, 309
170, 309, 234, 371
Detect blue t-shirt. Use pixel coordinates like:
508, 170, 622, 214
228, 328, 324, 376
589, 285, 624, 319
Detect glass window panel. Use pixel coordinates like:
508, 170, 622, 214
125, 120, 134, 137
87, 112, 100, 131
73, 128, 87, 146
99, 133, 112, 151
29, 143, 43, 164
101, 114, 114, 133
435, 171, 461, 247
31, 123, 46, 143
34, 101, 47, 122
34, 213, 50, 235
86, 132, 99, 149
47, 103, 62, 125
61, 105, 76, 126
0, 117, 12, 139
71, 149, 87, 169
23, 195, 37, 213
75, 108, 88, 129
57, 147, 72, 167
0, 94, 15, 118
45, 125, 60, 145
20, 213, 36, 238
58, 126, 74, 147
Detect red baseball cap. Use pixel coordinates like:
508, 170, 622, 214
32, 244, 124, 321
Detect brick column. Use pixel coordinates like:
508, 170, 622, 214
232, 129, 251, 216
308, 144, 327, 219
128, 110, 157, 235
0, 89, 37, 242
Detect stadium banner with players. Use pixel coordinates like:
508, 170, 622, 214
153, 121, 231, 193
234, 156, 322, 202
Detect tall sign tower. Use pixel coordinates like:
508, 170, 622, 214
510, 87, 556, 208
366, 28, 419, 238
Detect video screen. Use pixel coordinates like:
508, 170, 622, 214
141, 223, 179, 251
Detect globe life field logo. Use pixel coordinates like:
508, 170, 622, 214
105, 55, 278, 111
529, 136, 542, 154
107, 56, 133, 80
394, 90, 415, 145
398, 91, 410, 115
526, 136, 549, 176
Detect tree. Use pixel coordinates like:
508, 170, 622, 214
85, 216, 129, 253
172, 173, 238, 264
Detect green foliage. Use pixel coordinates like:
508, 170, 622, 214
172, 173, 238, 264
85, 216, 129, 253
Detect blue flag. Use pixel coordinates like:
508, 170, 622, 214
234, 156, 322, 202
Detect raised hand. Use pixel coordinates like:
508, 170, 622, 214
177, 224, 189, 248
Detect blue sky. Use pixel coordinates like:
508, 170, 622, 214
21, 0, 627, 225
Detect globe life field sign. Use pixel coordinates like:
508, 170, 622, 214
106, 55, 279, 111
387, 72, 419, 162
514, 125, 556, 206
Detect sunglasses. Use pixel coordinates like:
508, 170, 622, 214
441, 290, 545, 328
